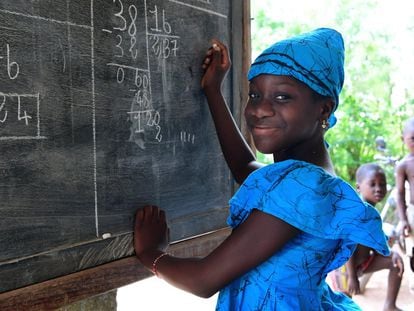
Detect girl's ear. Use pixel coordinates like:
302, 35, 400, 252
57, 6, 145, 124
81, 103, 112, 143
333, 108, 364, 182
320, 98, 335, 120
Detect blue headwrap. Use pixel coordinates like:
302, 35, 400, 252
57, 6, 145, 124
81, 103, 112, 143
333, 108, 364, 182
248, 28, 345, 129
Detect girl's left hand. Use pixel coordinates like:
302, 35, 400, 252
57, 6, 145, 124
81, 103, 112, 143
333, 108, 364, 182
134, 205, 169, 258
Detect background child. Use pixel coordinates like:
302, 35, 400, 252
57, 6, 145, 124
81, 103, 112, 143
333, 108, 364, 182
396, 117, 414, 289
346, 163, 404, 311
133, 28, 390, 310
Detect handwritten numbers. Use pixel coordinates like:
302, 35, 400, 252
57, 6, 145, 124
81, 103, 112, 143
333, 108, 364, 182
17, 96, 32, 126
129, 36, 138, 59
116, 67, 125, 83
148, 5, 179, 59
133, 90, 150, 109
128, 109, 162, 142
0, 93, 33, 126
6, 44, 20, 80
107, 1, 174, 145
134, 71, 147, 89
127, 5, 138, 59
0, 94, 7, 123
128, 5, 138, 36
115, 35, 124, 58
112, 0, 127, 31
149, 5, 171, 34
147, 110, 162, 142
111, 1, 139, 61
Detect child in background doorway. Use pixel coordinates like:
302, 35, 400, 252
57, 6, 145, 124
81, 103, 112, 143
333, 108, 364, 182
346, 163, 404, 311
396, 116, 414, 291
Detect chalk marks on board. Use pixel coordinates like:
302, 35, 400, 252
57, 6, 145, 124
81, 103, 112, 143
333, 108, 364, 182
0, 93, 44, 141
169, 0, 227, 18
0, 42, 45, 141
180, 131, 195, 145
102, 1, 178, 148
0, 0, 227, 148
2, 44, 20, 80
148, 5, 180, 59
0, 0, 233, 293
101, 0, 227, 150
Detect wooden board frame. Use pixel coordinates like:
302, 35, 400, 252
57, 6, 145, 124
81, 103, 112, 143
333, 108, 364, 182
0, 228, 231, 310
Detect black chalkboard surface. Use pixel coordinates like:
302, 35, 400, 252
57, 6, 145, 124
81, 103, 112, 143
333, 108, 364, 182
0, 0, 238, 293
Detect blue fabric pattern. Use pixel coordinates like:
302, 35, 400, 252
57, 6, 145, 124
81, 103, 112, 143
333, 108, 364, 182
247, 28, 344, 129
215, 160, 389, 310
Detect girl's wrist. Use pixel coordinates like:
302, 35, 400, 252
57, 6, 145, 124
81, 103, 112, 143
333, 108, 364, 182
137, 249, 165, 270
151, 252, 170, 277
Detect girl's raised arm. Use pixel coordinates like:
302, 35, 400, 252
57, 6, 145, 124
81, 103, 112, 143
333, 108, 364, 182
201, 40, 263, 184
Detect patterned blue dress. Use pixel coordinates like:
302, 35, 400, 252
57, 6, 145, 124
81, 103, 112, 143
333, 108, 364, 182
216, 160, 390, 310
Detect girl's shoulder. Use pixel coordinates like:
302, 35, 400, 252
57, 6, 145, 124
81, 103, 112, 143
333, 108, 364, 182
230, 160, 389, 256
230, 159, 358, 227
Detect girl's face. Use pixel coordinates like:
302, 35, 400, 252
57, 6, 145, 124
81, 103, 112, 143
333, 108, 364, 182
357, 171, 387, 206
244, 75, 324, 156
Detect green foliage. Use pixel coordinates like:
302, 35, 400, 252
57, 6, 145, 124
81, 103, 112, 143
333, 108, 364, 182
251, 0, 414, 186
256, 152, 273, 165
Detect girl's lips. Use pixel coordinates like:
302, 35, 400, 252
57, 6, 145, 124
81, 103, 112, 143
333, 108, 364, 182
251, 126, 280, 134
251, 127, 276, 136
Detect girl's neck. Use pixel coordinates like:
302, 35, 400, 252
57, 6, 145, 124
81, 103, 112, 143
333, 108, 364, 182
273, 144, 335, 175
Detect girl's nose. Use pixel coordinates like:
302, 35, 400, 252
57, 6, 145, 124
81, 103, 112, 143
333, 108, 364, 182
246, 98, 274, 118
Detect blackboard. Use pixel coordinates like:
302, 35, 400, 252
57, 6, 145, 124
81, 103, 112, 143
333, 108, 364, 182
0, 0, 242, 294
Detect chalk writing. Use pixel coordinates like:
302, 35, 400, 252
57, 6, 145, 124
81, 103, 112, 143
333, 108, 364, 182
0, 41, 46, 140
180, 130, 195, 144
0, 0, 233, 295
104, 0, 188, 146
0, 93, 45, 140
0, 43, 20, 80
5, 44, 19, 80
149, 34, 179, 59
148, 5, 180, 59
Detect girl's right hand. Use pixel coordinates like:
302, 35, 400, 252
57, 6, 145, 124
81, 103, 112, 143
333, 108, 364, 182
133, 205, 169, 258
201, 39, 231, 91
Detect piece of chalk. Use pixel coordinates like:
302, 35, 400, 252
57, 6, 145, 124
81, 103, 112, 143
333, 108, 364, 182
102, 233, 112, 239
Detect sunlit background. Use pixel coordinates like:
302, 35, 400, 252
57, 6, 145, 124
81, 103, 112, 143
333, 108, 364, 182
251, 0, 414, 219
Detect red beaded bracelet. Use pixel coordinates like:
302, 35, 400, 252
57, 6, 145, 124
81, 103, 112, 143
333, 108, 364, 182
152, 253, 169, 276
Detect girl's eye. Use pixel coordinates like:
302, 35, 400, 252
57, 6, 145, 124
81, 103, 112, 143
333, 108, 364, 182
248, 92, 259, 100
274, 94, 290, 101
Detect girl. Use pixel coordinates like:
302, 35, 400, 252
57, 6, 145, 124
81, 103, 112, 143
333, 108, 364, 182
133, 28, 389, 310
